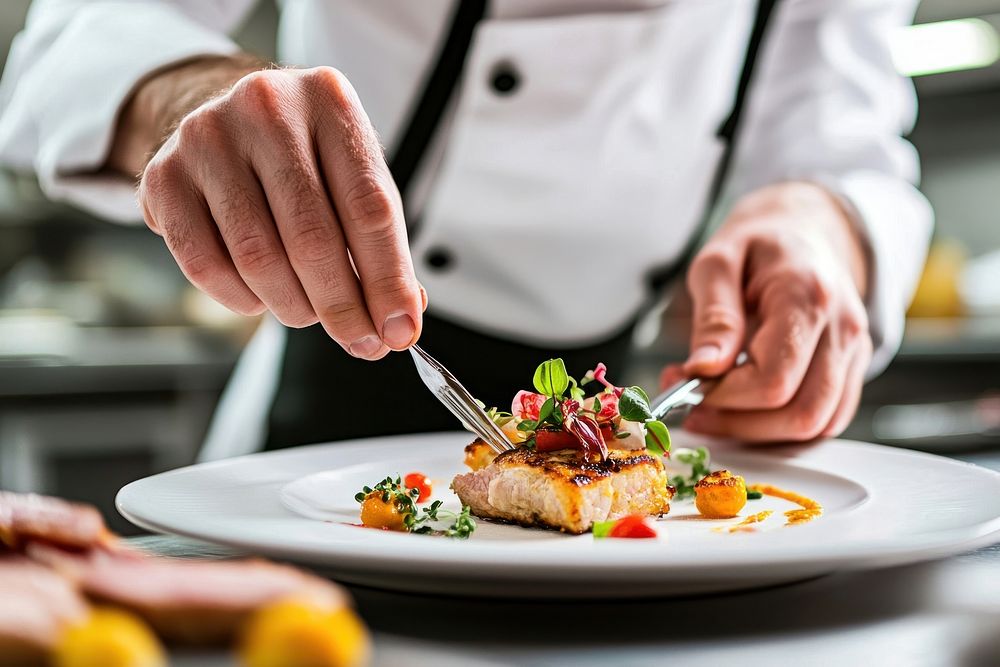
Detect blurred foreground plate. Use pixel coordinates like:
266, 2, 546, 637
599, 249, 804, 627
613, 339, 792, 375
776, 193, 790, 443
117, 433, 1000, 598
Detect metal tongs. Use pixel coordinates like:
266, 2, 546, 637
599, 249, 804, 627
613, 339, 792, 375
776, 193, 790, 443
409, 344, 515, 455
411, 345, 747, 455
648, 351, 749, 420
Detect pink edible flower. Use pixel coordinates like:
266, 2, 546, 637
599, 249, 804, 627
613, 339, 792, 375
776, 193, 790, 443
512, 390, 546, 421
585, 363, 623, 397
591, 392, 619, 421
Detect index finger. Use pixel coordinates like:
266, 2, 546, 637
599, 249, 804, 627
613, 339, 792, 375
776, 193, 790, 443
703, 268, 828, 410
310, 68, 423, 351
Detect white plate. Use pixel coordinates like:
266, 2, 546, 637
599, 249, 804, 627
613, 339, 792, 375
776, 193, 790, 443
117, 432, 1000, 598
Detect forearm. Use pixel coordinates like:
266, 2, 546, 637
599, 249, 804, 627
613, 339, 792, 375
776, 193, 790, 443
107, 54, 264, 176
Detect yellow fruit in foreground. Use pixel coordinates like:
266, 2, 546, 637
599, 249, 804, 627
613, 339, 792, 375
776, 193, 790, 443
53, 607, 166, 667
240, 599, 371, 667
695, 470, 747, 519
359, 491, 409, 531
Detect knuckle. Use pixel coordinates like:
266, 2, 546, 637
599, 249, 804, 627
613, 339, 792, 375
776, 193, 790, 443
781, 265, 832, 309
176, 107, 226, 148
342, 179, 396, 234
316, 300, 369, 337
305, 66, 352, 104
141, 153, 183, 196
287, 222, 339, 266
760, 373, 797, 408
233, 70, 284, 118
231, 233, 283, 274
695, 302, 741, 336
838, 304, 868, 340
177, 251, 220, 287
790, 408, 827, 441
366, 273, 414, 301
689, 248, 738, 286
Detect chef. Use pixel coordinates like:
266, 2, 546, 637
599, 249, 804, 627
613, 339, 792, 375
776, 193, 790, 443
0, 0, 931, 458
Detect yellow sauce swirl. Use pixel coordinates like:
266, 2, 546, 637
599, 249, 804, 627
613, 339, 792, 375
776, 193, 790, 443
748, 483, 823, 526
716, 510, 774, 533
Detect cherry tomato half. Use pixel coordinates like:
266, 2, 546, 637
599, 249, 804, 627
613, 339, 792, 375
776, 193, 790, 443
608, 514, 658, 539
404, 472, 432, 503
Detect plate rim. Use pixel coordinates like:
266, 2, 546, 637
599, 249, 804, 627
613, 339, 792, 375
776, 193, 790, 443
117, 432, 1000, 581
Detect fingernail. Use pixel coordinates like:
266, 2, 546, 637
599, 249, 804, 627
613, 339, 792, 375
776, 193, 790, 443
349, 335, 382, 359
382, 312, 415, 349
688, 345, 721, 368
418, 283, 428, 312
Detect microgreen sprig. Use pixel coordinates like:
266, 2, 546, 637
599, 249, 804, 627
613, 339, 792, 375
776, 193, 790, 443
355, 476, 476, 539
668, 447, 711, 499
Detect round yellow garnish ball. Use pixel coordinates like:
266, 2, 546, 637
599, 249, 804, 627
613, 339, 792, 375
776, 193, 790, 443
240, 599, 371, 667
359, 491, 409, 531
694, 470, 747, 519
53, 607, 166, 667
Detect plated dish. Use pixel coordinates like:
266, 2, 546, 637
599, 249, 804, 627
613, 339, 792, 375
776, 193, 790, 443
351, 359, 820, 539
118, 430, 1000, 598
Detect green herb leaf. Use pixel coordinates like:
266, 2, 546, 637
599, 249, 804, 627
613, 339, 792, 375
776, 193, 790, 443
668, 446, 713, 499
644, 419, 671, 455
536, 397, 556, 425
592, 519, 616, 538
615, 431, 631, 439
746, 489, 763, 500
592, 397, 602, 416
618, 386, 653, 422
517, 419, 537, 432
533, 358, 570, 399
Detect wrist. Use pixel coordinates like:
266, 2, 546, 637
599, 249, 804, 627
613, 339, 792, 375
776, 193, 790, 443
108, 54, 264, 176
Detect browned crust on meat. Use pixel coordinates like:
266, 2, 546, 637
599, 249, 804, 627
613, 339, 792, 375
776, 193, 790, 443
464, 439, 496, 471
490, 447, 672, 490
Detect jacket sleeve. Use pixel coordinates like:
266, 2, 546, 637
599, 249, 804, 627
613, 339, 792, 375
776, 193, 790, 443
725, 0, 933, 376
0, 0, 257, 222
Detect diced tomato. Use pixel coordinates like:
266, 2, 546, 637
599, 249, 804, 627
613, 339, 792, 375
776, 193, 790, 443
404, 472, 432, 503
534, 425, 615, 452
511, 390, 546, 420
534, 428, 579, 452
608, 514, 658, 539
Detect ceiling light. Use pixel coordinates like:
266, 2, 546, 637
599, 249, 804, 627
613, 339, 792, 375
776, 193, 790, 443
891, 18, 1000, 77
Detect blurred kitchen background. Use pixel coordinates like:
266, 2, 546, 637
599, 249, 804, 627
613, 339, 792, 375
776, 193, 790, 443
1, 0, 998, 533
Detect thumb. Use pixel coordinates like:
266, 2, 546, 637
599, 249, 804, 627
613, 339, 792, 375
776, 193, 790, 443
684, 247, 746, 377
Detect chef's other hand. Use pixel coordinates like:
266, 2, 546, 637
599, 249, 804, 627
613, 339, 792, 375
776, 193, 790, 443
108, 57, 425, 360
660, 182, 873, 443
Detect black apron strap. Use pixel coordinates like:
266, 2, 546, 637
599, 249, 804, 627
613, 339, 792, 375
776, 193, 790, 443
647, 0, 781, 291
390, 0, 487, 200
265, 1, 780, 449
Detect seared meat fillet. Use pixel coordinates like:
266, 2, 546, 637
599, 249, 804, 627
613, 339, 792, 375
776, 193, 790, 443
27, 543, 347, 645
0, 556, 88, 666
452, 446, 672, 533
0, 491, 109, 551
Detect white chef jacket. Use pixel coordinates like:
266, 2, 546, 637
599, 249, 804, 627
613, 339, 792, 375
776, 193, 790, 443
0, 0, 933, 459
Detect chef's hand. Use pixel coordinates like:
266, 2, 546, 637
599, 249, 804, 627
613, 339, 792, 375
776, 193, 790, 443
108, 57, 425, 360
660, 182, 872, 443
